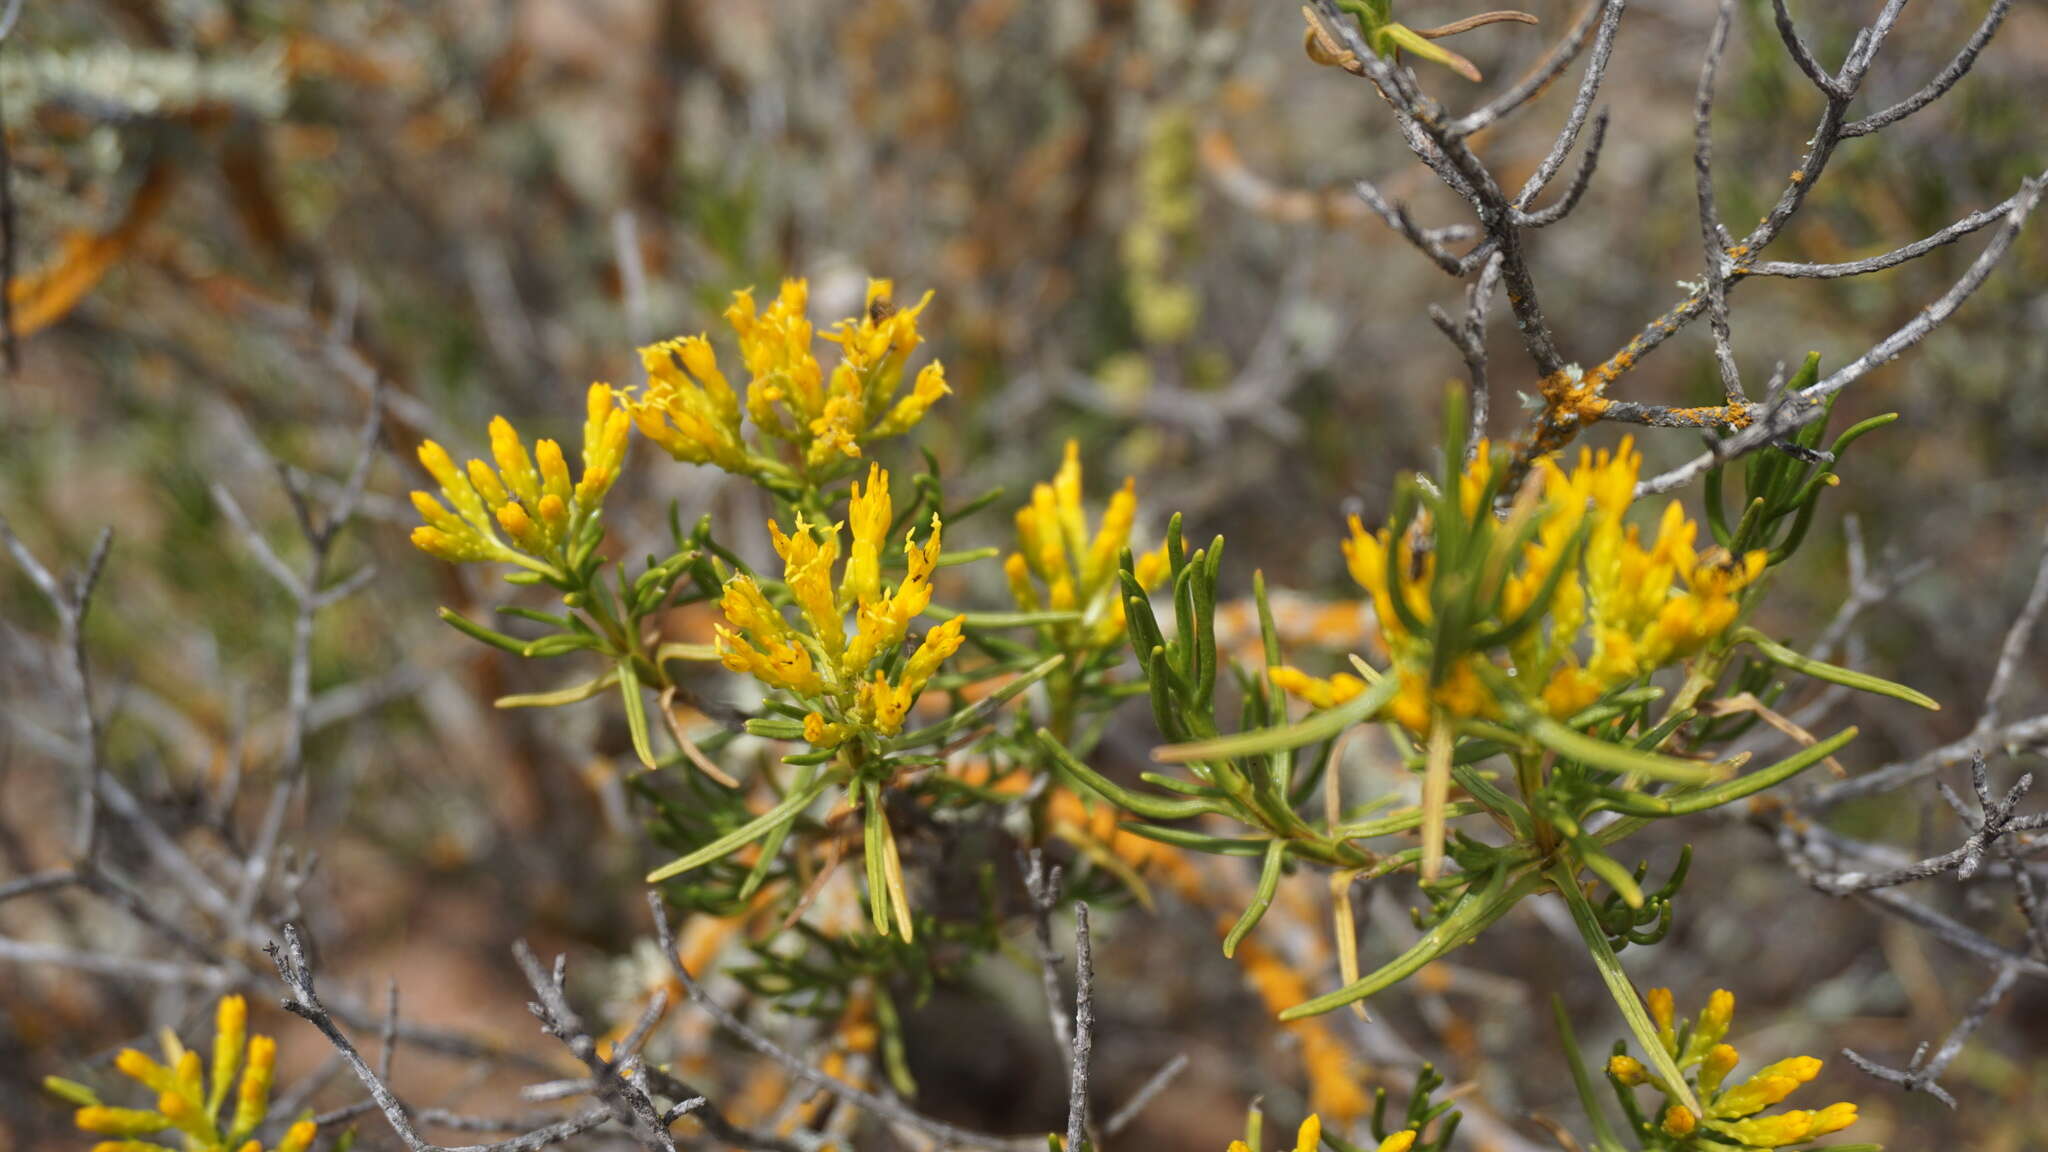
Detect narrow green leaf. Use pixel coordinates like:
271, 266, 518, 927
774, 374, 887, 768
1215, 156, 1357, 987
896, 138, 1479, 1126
1223, 840, 1288, 957
1527, 718, 1721, 784
928, 608, 1082, 629
1600, 726, 1856, 817
1254, 570, 1283, 671
1379, 21, 1482, 81
1575, 840, 1644, 909
871, 984, 920, 1098
645, 775, 831, 883
619, 662, 657, 769
1332, 801, 1481, 840
740, 764, 816, 900
1154, 673, 1400, 764
935, 547, 1000, 568
1037, 729, 1220, 820
42, 1077, 100, 1107
1138, 771, 1223, 797
523, 632, 605, 658
1549, 861, 1702, 1117
1738, 629, 1939, 710
1551, 997, 1628, 1152
437, 606, 529, 655
863, 778, 891, 935
496, 670, 619, 709
889, 655, 1062, 750
656, 642, 720, 663
1119, 823, 1271, 856
1280, 864, 1538, 1019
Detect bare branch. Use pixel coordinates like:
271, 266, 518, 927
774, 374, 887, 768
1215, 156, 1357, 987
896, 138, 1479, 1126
1353, 179, 1475, 276
1020, 851, 1074, 1056
1694, 0, 1743, 404
1844, 0, 2013, 138
0, 868, 77, 904
269, 923, 725, 1152
1515, 109, 1606, 229
1768, 0, 1842, 99
230, 385, 386, 929
1509, 0, 1626, 208
0, 934, 235, 986
1809, 756, 2042, 894
1741, 187, 2024, 280
1636, 176, 2044, 497
0, 515, 113, 858
1102, 1052, 1188, 1138
1978, 526, 2048, 734
1450, 0, 1610, 138
1842, 963, 2019, 1108
646, 892, 1026, 1152
1065, 902, 1095, 1152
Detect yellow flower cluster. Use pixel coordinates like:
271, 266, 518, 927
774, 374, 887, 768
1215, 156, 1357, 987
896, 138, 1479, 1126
1510, 439, 1766, 719
1227, 1114, 1415, 1152
48, 995, 315, 1152
1611, 989, 1859, 1149
1270, 438, 1765, 733
1004, 440, 1168, 652
410, 383, 629, 570
625, 278, 949, 478
719, 464, 965, 743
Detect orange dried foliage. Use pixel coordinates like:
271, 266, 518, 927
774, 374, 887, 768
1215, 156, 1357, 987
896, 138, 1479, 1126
7, 164, 173, 337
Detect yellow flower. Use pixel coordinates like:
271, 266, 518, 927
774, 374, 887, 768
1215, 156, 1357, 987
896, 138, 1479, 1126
1612, 988, 1861, 1150
844, 462, 891, 606
1221, 1113, 1408, 1152
1534, 442, 1766, 693
1269, 666, 1367, 710
1699, 1044, 1741, 1095
1607, 1055, 1649, 1087
629, 336, 749, 471
1711, 1056, 1821, 1119
1006, 440, 1168, 652
624, 278, 947, 480
1648, 985, 1678, 1053
715, 466, 963, 744
1281, 438, 1766, 741
410, 384, 628, 572
53, 995, 314, 1152
1683, 988, 1736, 1065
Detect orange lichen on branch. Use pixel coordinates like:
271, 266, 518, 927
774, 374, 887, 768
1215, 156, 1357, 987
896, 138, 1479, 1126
1650, 403, 1755, 430
1508, 292, 1711, 485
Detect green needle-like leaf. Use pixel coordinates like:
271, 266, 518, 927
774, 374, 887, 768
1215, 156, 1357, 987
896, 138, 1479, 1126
1737, 629, 1939, 710
1550, 861, 1702, 1117
645, 774, 833, 883
496, 670, 620, 709
1281, 864, 1541, 1020
1037, 729, 1222, 820
1527, 717, 1722, 784
1599, 726, 1857, 817
1154, 672, 1400, 764
889, 655, 1063, 750
1223, 840, 1289, 958
619, 662, 657, 769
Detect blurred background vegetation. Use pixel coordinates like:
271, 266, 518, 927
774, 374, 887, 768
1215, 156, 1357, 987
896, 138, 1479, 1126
2, 1, 2044, 1149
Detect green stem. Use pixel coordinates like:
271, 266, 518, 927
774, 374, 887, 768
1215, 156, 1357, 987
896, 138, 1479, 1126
1516, 751, 1558, 859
